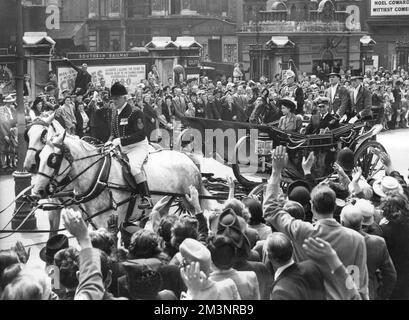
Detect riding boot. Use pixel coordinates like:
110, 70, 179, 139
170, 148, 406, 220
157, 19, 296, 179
137, 181, 153, 209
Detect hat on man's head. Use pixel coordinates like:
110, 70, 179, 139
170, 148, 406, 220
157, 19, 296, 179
179, 238, 212, 274
285, 69, 296, 79
336, 147, 354, 173
314, 96, 330, 107
82, 63, 88, 68
217, 208, 251, 260
288, 180, 311, 206
372, 176, 404, 198
329, 72, 341, 79
122, 262, 163, 299
354, 199, 376, 226
111, 82, 128, 97
39, 234, 69, 264
350, 70, 364, 81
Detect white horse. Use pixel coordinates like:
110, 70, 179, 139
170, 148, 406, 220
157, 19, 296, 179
31, 131, 215, 230
23, 114, 66, 236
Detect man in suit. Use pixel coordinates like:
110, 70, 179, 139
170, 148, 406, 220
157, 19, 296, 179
349, 75, 372, 124
107, 82, 153, 209
267, 232, 360, 300
264, 146, 369, 300
326, 72, 351, 119
341, 203, 397, 300
316, 97, 334, 131
62, 57, 92, 96
172, 88, 187, 120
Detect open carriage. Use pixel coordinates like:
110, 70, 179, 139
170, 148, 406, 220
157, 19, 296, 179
179, 116, 387, 198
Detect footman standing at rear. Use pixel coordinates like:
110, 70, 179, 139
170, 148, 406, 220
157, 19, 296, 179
106, 82, 153, 209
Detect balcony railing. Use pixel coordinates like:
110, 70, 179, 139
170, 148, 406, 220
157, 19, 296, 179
239, 20, 351, 33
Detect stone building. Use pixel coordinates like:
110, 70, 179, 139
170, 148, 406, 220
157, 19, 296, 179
238, 0, 368, 80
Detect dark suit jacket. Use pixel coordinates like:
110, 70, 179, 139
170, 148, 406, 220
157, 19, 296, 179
380, 219, 409, 300
271, 261, 326, 300
110, 103, 147, 146
161, 102, 174, 123
360, 231, 397, 300
327, 85, 351, 116
205, 101, 221, 120
350, 86, 372, 119
319, 112, 334, 130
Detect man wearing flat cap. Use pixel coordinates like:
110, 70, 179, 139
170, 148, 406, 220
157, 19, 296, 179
326, 72, 351, 121
107, 82, 153, 209
62, 57, 92, 95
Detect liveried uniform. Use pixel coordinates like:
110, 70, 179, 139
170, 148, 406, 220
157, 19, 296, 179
110, 102, 149, 176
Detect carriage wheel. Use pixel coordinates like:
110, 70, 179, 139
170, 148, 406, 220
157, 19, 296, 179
354, 140, 387, 180
231, 136, 271, 189
247, 174, 294, 204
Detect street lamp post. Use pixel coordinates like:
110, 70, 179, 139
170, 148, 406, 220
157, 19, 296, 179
12, 0, 36, 230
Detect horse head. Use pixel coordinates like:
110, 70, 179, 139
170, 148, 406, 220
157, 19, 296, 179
23, 113, 63, 173
32, 130, 73, 199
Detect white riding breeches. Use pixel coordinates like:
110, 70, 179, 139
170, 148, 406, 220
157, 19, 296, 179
120, 138, 149, 176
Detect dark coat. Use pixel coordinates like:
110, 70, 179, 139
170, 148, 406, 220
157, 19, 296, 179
360, 231, 397, 300
143, 102, 157, 140
205, 101, 221, 120
380, 219, 409, 300
93, 106, 112, 143
350, 85, 372, 119
65, 59, 92, 95
319, 112, 335, 130
327, 85, 351, 116
270, 261, 326, 300
74, 108, 84, 137
111, 103, 147, 146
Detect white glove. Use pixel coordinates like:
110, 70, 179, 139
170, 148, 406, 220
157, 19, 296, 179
339, 114, 348, 123
348, 116, 359, 124
112, 138, 121, 147
93, 91, 98, 100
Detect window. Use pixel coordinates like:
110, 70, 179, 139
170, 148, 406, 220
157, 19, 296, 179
200, 43, 208, 61
223, 44, 238, 63
99, 0, 108, 16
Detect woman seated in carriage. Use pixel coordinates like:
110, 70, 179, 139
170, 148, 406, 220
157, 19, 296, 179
277, 98, 303, 133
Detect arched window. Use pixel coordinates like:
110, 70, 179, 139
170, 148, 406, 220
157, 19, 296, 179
318, 0, 335, 22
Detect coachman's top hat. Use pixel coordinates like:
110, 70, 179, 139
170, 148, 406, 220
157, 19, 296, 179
39, 234, 69, 264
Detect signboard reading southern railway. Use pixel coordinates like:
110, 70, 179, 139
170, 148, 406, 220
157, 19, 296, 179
66, 51, 146, 60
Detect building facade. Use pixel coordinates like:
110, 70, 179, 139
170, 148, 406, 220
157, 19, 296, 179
362, 0, 409, 71
238, 0, 367, 80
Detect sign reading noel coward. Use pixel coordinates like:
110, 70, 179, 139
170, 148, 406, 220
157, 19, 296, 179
66, 52, 144, 60
371, 0, 409, 16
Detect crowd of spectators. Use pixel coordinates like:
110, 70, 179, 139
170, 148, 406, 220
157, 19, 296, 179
1, 140, 409, 300
1, 62, 409, 300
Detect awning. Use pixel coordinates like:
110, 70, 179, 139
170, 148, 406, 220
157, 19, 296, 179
145, 37, 177, 49
47, 22, 87, 46
23, 32, 55, 46
174, 36, 202, 49
266, 36, 295, 48
360, 35, 376, 46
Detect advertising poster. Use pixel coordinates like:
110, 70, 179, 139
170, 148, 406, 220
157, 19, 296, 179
57, 64, 146, 97
371, 0, 409, 16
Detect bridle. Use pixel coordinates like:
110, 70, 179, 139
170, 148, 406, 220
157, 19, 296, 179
36, 141, 110, 197
24, 120, 54, 169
